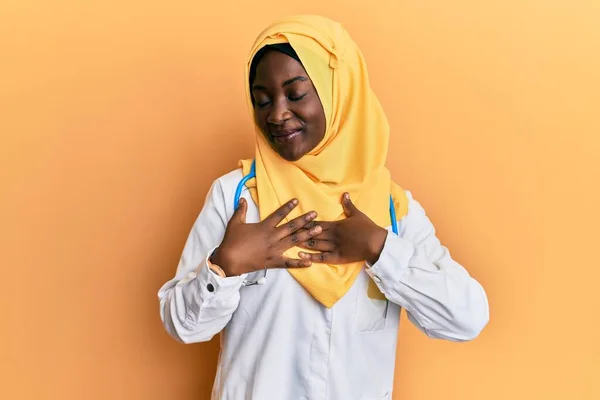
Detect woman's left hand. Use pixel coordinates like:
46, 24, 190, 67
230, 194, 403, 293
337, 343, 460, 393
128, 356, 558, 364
298, 193, 389, 265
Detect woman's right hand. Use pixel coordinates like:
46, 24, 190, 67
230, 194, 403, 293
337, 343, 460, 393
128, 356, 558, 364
210, 198, 322, 276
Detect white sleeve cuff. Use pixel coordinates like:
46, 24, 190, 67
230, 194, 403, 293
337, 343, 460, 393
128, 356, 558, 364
194, 247, 247, 298
365, 232, 415, 290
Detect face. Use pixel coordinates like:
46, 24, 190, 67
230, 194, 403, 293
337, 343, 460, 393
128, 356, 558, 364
251, 51, 326, 162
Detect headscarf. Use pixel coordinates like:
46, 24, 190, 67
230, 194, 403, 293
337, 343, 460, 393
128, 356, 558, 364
239, 15, 408, 308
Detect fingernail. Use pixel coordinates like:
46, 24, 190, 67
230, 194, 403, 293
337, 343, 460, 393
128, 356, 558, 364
311, 226, 322, 234
292, 199, 298, 205
308, 211, 317, 219
344, 193, 350, 200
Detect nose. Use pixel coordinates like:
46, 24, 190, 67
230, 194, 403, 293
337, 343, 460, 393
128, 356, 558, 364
267, 99, 292, 125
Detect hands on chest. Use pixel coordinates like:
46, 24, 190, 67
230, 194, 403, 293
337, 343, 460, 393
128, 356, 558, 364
211, 193, 388, 277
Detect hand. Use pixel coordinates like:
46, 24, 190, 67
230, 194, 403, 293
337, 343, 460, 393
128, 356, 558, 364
211, 198, 323, 276
298, 193, 388, 265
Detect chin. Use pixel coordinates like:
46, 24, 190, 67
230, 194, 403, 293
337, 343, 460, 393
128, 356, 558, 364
273, 143, 307, 162
279, 151, 304, 162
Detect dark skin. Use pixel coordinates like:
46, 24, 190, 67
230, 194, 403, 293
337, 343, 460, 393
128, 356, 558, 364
251, 50, 326, 162
212, 50, 388, 276
298, 193, 388, 266
211, 198, 322, 276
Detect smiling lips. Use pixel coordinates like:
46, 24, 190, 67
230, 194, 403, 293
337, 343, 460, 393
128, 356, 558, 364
271, 129, 302, 143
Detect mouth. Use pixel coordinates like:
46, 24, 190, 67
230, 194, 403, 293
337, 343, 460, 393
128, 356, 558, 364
271, 129, 302, 144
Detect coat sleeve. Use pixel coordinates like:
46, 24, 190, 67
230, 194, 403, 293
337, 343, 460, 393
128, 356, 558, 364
157, 179, 248, 343
365, 191, 489, 342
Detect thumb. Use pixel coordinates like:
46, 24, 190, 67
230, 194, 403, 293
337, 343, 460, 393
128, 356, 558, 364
342, 193, 356, 217
234, 197, 248, 223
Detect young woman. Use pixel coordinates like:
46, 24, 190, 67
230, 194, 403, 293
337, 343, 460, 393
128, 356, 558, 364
158, 15, 489, 400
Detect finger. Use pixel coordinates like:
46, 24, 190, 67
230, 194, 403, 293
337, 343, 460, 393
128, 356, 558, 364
275, 210, 318, 239
263, 199, 299, 227
297, 251, 334, 263
315, 220, 334, 231
233, 197, 247, 223
272, 257, 312, 269
282, 224, 323, 248
298, 239, 335, 252
301, 220, 333, 232
341, 192, 357, 217
306, 227, 335, 241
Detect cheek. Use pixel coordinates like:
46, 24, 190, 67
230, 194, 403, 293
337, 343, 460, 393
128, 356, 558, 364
254, 111, 268, 132
307, 105, 326, 141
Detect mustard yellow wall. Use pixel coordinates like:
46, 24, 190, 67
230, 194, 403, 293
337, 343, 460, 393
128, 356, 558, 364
1, 1, 599, 399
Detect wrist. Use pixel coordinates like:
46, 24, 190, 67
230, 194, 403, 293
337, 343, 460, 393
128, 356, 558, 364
210, 246, 236, 276
208, 262, 227, 278
365, 227, 388, 265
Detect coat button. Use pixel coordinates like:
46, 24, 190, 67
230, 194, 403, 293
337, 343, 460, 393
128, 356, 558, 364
207, 283, 215, 292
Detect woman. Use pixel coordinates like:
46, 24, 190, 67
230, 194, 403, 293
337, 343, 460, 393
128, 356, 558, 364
158, 15, 489, 400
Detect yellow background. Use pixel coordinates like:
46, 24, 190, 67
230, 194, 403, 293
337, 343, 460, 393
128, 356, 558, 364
1, 1, 599, 399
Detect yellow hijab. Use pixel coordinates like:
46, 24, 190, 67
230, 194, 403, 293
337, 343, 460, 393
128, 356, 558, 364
240, 15, 408, 308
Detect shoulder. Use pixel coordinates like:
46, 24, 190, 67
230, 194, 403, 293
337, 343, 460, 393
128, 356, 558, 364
207, 168, 245, 208
403, 189, 425, 218
403, 190, 425, 216
194, 168, 244, 224
398, 189, 435, 239
214, 168, 244, 193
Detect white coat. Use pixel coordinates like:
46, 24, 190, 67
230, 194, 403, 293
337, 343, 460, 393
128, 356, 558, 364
158, 168, 489, 400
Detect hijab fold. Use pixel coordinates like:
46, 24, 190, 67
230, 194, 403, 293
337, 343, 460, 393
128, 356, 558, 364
240, 15, 408, 308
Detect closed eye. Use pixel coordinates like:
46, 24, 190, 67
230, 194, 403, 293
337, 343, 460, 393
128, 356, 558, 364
289, 93, 307, 102
256, 100, 271, 108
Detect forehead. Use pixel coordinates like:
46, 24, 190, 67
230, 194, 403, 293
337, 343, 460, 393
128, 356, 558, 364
254, 51, 308, 83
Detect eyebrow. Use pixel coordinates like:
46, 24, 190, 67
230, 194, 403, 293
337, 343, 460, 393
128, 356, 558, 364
252, 76, 308, 91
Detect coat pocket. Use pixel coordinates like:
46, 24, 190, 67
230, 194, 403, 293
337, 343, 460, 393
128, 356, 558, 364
355, 276, 399, 334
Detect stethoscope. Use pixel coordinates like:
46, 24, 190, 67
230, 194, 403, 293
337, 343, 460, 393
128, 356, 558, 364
235, 160, 399, 286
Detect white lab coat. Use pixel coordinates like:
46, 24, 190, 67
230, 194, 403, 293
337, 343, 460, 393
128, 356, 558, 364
158, 168, 489, 400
